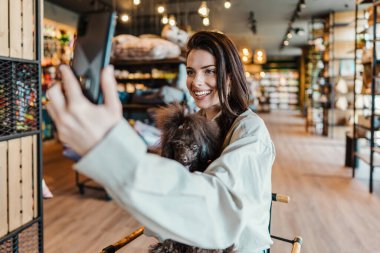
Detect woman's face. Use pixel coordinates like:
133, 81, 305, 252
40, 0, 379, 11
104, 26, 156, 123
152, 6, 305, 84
186, 49, 220, 110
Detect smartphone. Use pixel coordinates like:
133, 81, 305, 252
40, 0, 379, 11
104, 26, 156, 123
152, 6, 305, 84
71, 11, 116, 104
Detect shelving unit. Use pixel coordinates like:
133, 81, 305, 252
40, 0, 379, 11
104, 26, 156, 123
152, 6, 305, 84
0, 0, 43, 252
305, 16, 331, 136
352, 0, 380, 193
41, 19, 76, 140
113, 57, 186, 124
327, 11, 356, 138
258, 70, 299, 110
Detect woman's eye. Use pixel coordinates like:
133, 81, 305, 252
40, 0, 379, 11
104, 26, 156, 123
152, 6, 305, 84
186, 70, 194, 76
191, 145, 198, 150
205, 69, 216, 75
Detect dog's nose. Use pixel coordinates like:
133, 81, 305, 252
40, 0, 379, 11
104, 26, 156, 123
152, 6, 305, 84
180, 155, 188, 164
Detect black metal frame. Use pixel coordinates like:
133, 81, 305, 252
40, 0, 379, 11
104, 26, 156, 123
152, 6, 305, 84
75, 171, 111, 200
0, 0, 44, 251
352, 0, 380, 193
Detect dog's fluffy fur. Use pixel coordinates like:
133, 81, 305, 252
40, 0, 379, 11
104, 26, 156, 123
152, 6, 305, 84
155, 104, 222, 173
151, 104, 235, 253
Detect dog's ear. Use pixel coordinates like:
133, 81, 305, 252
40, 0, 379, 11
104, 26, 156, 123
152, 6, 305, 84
155, 103, 186, 133
161, 141, 174, 159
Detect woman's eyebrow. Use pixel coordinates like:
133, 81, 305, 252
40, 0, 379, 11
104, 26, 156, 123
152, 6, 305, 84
186, 65, 215, 69
201, 65, 216, 69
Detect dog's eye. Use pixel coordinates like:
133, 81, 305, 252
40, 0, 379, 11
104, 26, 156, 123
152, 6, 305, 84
191, 144, 198, 150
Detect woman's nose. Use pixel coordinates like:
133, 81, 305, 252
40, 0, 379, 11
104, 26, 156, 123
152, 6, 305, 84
192, 72, 205, 85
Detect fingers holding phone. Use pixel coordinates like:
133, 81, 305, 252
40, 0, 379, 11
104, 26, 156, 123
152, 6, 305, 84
46, 65, 122, 156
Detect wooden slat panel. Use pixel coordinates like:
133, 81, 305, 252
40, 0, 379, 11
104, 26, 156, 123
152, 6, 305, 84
21, 136, 33, 225
8, 138, 22, 231
22, 0, 34, 60
9, 0, 22, 58
0, 0, 9, 56
32, 135, 38, 218
0, 141, 8, 237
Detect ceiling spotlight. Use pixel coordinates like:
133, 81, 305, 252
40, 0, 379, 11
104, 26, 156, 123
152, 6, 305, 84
294, 27, 305, 35
242, 55, 249, 62
198, 1, 210, 17
296, 5, 301, 15
283, 40, 289, 46
224, 0, 231, 9
248, 11, 257, 34
287, 32, 293, 39
133, 0, 141, 5
157, 5, 165, 14
162, 14, 168, 24
300, 0, 306, 8
242, 48, 249, 56
203, 17, 210, 26
120, 14, 129, 22
169, 15, 176, 26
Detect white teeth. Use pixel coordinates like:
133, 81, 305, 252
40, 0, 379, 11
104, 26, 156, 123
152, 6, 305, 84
194, 90, 211, 96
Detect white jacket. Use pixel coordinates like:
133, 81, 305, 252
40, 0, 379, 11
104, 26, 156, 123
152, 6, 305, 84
75, 109, 275, 252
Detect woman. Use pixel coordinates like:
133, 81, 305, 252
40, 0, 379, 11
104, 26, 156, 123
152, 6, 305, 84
47, 31, 275, 252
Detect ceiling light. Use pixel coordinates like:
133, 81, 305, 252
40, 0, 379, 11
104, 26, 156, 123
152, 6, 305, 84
242, 55, 249, 62
243, 48, 249, 56
294, 27, 305, 35
300, 0, 306, 9
121, 14, 129, 23
296, 5, 301, 15
203, 17, 210, 26
169, 15, 176, 26
157, 5, 165, 14
198, 1, 210, 17
133, 0, 141, 5
283, 40, 289, 46
224, 0, 231, 9
287, 32, 293, 39
254, 48, 267, 64
162, 14, 168, 24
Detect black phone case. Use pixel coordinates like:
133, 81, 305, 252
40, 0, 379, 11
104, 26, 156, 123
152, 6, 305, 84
71, 11, 116, 104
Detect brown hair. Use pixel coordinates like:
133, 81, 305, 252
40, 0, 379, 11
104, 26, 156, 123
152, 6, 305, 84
186, 31, 250, 136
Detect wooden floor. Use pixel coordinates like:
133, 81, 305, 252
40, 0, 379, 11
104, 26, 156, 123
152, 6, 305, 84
43, 111, 380, 253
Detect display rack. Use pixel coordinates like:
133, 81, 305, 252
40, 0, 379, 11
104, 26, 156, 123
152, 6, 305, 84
327, 11, 356, 137
41, 19, 76, 140
305, 16, 331, 136
352, 0, 380, 193
112, 57, 186, 124
0, 0, 43, 251
258, 70, 299, 110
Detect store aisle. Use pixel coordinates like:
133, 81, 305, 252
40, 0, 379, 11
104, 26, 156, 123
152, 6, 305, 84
263, 111, 380, 253
43, 111, 380, 253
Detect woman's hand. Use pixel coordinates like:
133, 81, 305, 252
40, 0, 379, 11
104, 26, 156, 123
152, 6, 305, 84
46, 65, 122, 156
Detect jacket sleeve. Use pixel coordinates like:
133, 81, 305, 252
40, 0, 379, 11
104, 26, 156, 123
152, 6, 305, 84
74, 118, 274, 249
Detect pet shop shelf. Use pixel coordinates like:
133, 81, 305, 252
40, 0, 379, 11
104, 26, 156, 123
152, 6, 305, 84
113, 57, 187, 124
0, 0, 43, 251
352, 0, 380, 193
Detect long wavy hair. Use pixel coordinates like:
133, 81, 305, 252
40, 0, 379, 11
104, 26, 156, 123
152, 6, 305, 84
186, 31, 250, 138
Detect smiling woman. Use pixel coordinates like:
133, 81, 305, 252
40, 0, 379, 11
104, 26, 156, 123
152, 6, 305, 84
46, 30, 275, 253
185, 31, 250, 137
